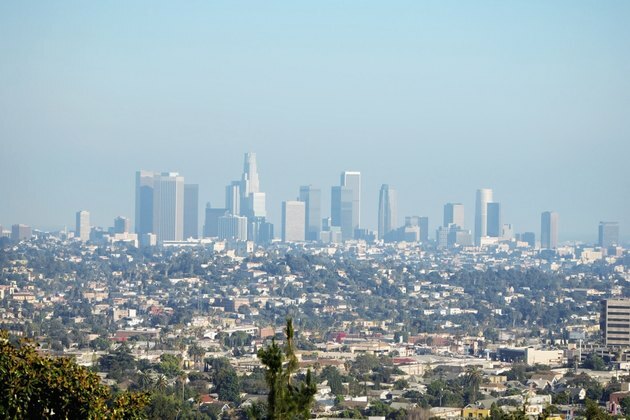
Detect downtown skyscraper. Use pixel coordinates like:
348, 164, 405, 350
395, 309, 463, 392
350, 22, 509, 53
135, 171, 187, 242
240, 152, 266, 219
341, 171, 361, 234
299, 185, 321, 241
599, 221, 619, 248
75, 210, 90, 242
331, 186, 354, 241
474, 188, 493, 245
282, 200, 306, 242
378, 184, 397, 240
443, 203, 464, 228
541, 211, 559, 249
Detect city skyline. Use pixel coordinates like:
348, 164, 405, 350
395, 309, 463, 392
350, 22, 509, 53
1, 2, 628, 242
0, 155, 627, 245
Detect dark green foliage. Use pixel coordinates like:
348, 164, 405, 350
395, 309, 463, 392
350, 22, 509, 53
257, 318, 317, 419
0, 330, 149, 419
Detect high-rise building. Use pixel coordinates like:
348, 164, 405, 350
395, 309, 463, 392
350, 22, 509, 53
203, 204, 228, 238
11, 224, 32, 243
75, 210, 90, 242
331, 186, 354, 240
248, 192, 267, 218
184, 184, 199, 239
486, 202, 501, 238
248, 216, 274, 245
599, 221, 620, 248
419, 216, 429, 242
135, 170, 156, 236
501, 224, 514, 241
240, 152, 266, 219
218, 214, 248, 241
299, 185, 321, 241
282, 201, 306, 242
113, 216, 131, 234
153, 172, 185, 242
241, 152, 260, 195
474, 188, 493, 245
341, 171, 361, 234
225, 181, 241, 216
443, 203, 464, 228
601, 299, 630, 347
378, 184, 397, 240
541, 211, 559, 249
521, 232, 536, 248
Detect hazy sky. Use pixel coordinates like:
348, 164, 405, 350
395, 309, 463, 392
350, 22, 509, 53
1, 1, 629, 243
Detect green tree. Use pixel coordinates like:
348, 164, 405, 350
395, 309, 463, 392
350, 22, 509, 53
257, 318, 317, 419
0, 330, 148, 419
583, 398, 611, 420
464, 366, 483, 404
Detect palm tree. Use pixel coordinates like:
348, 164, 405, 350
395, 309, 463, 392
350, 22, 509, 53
155, 373, 168, 393
136, 370, 155, 391
464, 366, 483, 404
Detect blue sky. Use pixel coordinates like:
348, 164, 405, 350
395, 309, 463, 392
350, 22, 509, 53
1, 1, 629, 242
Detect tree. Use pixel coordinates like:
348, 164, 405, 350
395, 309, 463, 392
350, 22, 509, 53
620, 396, 630, 416
464, 366, 483, 404
583, 354, 607, 371
319, 366, 344, 395
257, 318, 317, 419
583, 398, 611, 420
0, 330, 149, 419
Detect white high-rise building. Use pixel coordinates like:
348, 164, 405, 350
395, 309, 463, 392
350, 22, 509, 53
75, 210, 90, 242
341, 171, 361, 235
443, 203, 464, 228
242, 152, 260, 195
249, 192, 267, 218
282, 201, 306, 242
153, 172, 185, 242
474, 188, 493, 245
218, 214, 248, 241
378, 184, 397, 240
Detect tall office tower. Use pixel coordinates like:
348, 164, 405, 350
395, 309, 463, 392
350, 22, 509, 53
135, 170, 157, 236
218, 214, 248, 241
521, 232, 536, 248
541, 211, 559, 249
419, 217, 429, 242
599, 221, 620, 248
474, 188, 493, 245
113, 216, 131, 234
248, 192, 267, 218
341, 171, 361, 234
299, 185, 322, 241
203, 204, 228, 238
240, 152, 266, 218
11, 224, 32, 243
241, 152, 260, 195
183, 184, 199, 239
153, 172, 185, 242
248, 216, 274, 245
75, 210, 90, 242
225, 181, 241, 216
486, 202, 501, 237
443, 203, 464, 228
501, 224, 514, 241
378, 184, 397, 240
331, 186, 354, 240
600, 299, 630, 347
282, 201, 306, 242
